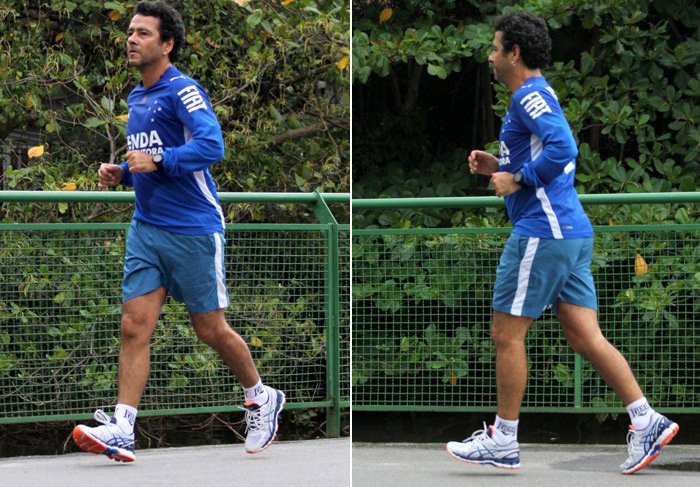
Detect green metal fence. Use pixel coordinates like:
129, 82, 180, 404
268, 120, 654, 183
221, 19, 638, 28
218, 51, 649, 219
0, 191, 349, 437
352, 193, 700, 414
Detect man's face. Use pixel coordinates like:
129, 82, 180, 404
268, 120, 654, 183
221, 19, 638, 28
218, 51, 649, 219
126, 14, 169, 68
487, 31, 510, 82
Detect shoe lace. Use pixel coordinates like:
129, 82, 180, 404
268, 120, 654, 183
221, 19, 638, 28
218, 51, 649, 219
625, 427, 639, 456
463, 422, 490, 443
93, 409, 112, 425
242, 405, 264, 433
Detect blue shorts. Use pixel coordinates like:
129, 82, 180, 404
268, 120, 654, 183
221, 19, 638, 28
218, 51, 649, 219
122, 220, 230, 313
492, 234, 597, 319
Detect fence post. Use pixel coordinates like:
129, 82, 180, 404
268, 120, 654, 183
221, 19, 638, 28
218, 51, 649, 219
311, 190, 341, 437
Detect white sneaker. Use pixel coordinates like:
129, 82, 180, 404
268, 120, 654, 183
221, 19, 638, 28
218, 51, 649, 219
243, 386, 285, 453
620, 414, 679, 474
446, 423, 520, 469
73, 410, 135, 462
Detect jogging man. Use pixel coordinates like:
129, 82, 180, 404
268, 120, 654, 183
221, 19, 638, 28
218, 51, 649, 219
445, 11, 678, 475
73, 2, 284, 462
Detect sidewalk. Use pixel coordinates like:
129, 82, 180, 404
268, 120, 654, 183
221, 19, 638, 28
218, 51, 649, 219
353, 442, 700, 487
0, 438, 350, 487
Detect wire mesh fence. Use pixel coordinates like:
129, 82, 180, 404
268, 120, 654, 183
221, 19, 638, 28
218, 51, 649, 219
0, 220, 349, 430
352, 225, 700, 413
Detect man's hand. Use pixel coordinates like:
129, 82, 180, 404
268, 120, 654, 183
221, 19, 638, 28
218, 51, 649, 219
490, 172, 521, 197
98, 163, 124, 189
125, 150, 157, 173
468, 150, 499, 176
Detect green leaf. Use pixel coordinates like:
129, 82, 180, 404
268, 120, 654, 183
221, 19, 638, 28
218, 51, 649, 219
83, 117, 106, 129
426, 64, 447, 79
675, 207, 691, 224
580, 52, 594, 75
246, 11, 263, 28
100, 97, 114, 113
269, 104, 284, 123
679, 176, 697, 191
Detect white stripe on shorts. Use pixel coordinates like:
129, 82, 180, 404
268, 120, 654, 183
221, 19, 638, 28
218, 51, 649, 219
213, 232, 228, 308
511, 237, 539, 316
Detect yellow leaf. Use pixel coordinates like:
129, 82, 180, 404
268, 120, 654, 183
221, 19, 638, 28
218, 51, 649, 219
634, 253, 648, 276
251, 336, 263, 347
282, 0, 295, 5
449, 374, 458, 386
336, 56, 349, 70
108, 10, 121, 21
115, 114, 128, 122
61, 182, 77, 191
608, 218, 614, 226
232, 0, 246, 5
55, 32, 65, 42
28, 145, 45, 158
379, 8, 393, 24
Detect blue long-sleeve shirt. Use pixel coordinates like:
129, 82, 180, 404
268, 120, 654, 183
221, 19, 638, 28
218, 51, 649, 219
498, 76, 593, 239
119, 66, 225, 235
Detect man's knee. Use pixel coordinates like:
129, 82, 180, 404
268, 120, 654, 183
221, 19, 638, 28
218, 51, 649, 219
193, 323, 220, 344
191, 312, 230, 345
121, 311, 152, 343
566, 332, 607, 358
491, 312, 532, 349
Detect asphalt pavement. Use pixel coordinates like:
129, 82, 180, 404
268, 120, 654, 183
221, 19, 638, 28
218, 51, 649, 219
352, 442, 700, 487
0, 438, 350, 487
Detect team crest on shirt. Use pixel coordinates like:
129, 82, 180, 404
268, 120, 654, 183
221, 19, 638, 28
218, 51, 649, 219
147, 99, 163, 123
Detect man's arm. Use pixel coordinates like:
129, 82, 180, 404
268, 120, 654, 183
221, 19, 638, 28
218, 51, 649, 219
515, 89, 578, 188
158, 81, 225, 177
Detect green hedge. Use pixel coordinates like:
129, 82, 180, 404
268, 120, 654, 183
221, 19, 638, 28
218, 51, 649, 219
352, 226, 700, 413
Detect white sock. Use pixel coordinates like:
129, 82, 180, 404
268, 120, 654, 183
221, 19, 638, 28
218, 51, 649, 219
244, 379, 268, 404
114, 403, 137, 435
493, 415, 519, 445
626, 397, 657, 431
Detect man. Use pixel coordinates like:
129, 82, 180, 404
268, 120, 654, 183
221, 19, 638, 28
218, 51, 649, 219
72, 2, 284, 462
445, 11, 678, 475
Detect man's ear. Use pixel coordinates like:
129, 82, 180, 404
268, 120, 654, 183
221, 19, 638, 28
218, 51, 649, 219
163, 38, 174, 57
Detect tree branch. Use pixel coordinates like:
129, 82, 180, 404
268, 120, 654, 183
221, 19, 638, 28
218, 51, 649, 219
270, 122, 326, 144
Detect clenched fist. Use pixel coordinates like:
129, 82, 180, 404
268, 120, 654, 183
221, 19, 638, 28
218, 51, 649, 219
98, 163, 124, 189
125, 151, 158, 173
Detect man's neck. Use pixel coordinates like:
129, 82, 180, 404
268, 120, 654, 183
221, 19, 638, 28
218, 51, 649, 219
139, 60, 172, 89
507, 68, 542, 93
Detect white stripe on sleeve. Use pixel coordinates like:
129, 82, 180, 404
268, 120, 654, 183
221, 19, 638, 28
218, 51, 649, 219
535, 188, 563, 239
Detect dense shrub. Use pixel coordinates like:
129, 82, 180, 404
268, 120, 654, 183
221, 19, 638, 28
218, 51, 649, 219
1, 0, 349, 224
353, 0, 700, 228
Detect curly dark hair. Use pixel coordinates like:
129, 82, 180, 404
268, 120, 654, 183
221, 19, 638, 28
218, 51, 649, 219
134, 1, 186, 62
493, 11, 551, 69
